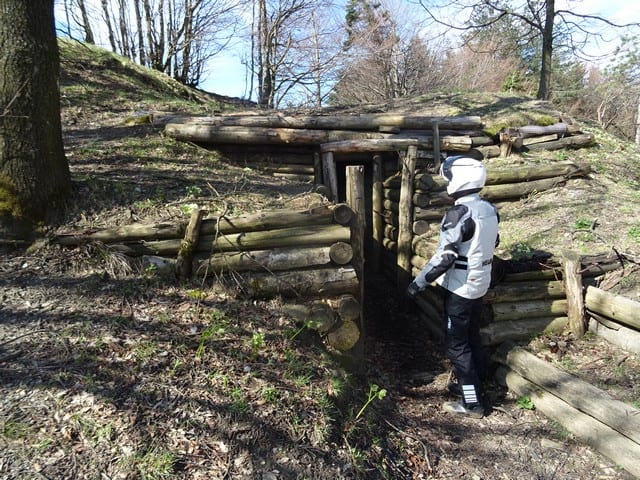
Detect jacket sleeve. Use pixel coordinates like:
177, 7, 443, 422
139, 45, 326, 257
414, 205, 469, 289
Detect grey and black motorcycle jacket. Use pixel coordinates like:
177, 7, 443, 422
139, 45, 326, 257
413, 193, 499, 299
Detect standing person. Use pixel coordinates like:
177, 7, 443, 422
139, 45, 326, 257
407, 156, 499, 418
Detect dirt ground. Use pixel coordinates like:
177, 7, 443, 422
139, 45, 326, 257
1, 113, 638, 479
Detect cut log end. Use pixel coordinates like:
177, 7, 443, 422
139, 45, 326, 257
326, 319, 360, 352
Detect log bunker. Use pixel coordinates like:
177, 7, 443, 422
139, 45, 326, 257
56, 109, 640, 476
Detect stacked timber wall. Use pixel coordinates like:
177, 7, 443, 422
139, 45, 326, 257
55, 202, 367, 354
377, 158, 601, 345
162, 112, 594, 200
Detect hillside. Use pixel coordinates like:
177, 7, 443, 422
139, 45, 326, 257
0, 39, 638, 479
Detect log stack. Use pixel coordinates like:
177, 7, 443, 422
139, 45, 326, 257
586, 285, 640, 353
494, 342, 640, 478
55, 204, 365, 353
375, 160, 601, 345
163, 112, 594, 197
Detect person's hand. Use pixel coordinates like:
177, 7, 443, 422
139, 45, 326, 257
406, 281, 421, 299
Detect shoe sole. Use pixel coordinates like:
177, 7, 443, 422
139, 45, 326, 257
442, 401, 484, 419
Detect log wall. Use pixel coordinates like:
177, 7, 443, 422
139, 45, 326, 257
377, 160, 598, 346
163, 113, 594, 195
55, 204, 365, 354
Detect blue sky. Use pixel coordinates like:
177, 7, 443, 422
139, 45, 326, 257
199, 0, 639, 99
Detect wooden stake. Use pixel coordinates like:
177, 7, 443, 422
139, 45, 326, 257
346, 165, 365, 355
176, 209, 206, 280
322, 151, 338, 201
562, 250, 586, 337
371, 154, 384, 273
397, 145, 417, 289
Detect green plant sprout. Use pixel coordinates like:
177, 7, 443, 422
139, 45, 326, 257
628, 226, 640, 243
516, 395, 535, 410
355, 384, 387, 420
573, 218, 593, 230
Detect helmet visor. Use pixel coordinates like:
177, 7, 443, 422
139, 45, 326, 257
440, 156, 461, 181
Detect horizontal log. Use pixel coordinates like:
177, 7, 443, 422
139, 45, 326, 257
326, 319, 360, 352
494, 343, 640, 446
588, 317, 640, 354
382, 237, 397, 251
271, 172, 314, 182
242, 266, 359, 299
165, 113, 483, 131
483, 280, 565, 303
585, 286, 640, 330
199, 224, 351, 253
55, 206, 343, 246
482, 176, 567, 201
55, 222, 185, 246
110, 224, 351, 256
504, 122, 573, 139
327, 294, 361, 321
481, 317, 567, 345
470, 135, 494, 146
280, 301, 337, 333
413, 206, 447, 221
166, 124, 379, 145
383, 199, 398, 213
384, 224, 398, 241
522, 133, 595, 151
413, 220, 431, 236
501, 268, 563, 282
495, 366, 640, 479
320, 136, 473, 153
193, 243, 352, 275
406, 176, 568, 209
383, 161, 590, 191
473, 145, 501, 158
243, 164, 315, 175
382, 210, 399, 227
491, 299, 567, 322
522, 133, 558, 145
412, 236, 438, 260
199, 205, 344, 233
241, 153, 315, 165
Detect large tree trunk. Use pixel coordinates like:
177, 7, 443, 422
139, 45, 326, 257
0, 0, 70, 239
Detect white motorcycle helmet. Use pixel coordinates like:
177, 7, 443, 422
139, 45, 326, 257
440, 156, 487, 196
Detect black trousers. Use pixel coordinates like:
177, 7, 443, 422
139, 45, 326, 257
442, 290, 486, 405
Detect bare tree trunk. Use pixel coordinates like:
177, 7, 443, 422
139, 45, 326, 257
132, 0, 145, 65
101, 0, 117, 51
537, 0, 555, 100
0, 0, 70, 236
117, 0, 131, 58
76, 0, 95, 43
143, 0, 158, 69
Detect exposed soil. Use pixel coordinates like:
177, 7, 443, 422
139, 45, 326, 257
1, 41, 639, 479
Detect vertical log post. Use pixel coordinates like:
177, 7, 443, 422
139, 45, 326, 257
322, 151, 338, 201
397, 145, 417, 290
563, 250, 586, 337
432, 121, 441, 172
313, 151, 322, 186
371, 154, 384, 273
176, 208, 206, 280
346, 165, 365, 355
